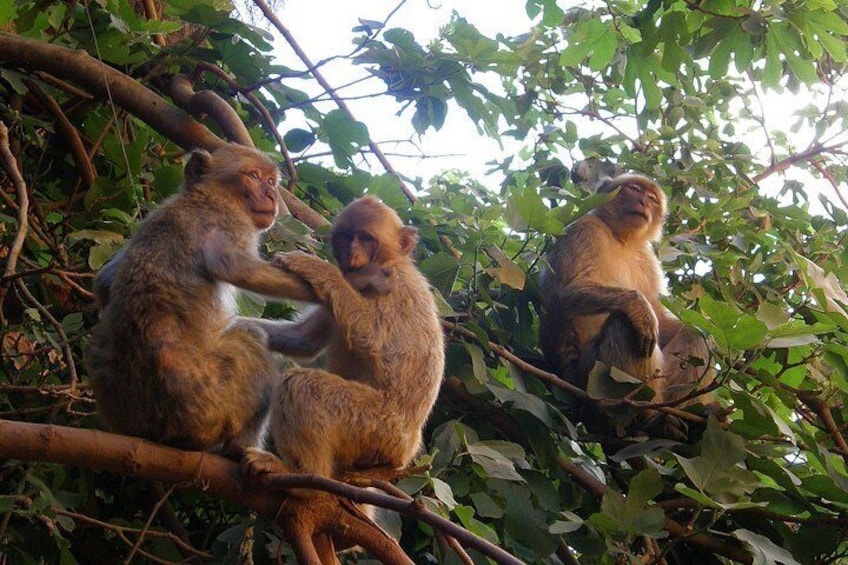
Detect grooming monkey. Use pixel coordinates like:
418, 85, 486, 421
87, 143, 318, 452
241, 196, 445, 480
539, 174, 713, 424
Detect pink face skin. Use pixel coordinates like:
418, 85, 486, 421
240, 167, 279, 230
596, 175, 666, 242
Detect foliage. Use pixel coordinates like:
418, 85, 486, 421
2, 0, 848, 564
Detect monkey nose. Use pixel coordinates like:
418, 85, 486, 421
348, 255, 368, 269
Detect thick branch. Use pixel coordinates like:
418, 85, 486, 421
0, 33, 327, 231
0, 420, 521, 565
0, 33, 223, 152
169, 75, 253, 147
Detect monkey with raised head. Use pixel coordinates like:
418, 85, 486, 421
539, 174, 713, 428
87, 143, 318, 452
240, 196, 445, 480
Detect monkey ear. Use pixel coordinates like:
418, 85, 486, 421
184, 149, 213, 189
399, 226, 418, 256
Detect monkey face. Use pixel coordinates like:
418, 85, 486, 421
240, 167, 280, 230
596, 174, 666, 242
330, 197, 418, 276
332, 229, 379, 271
616, 180, 663, 225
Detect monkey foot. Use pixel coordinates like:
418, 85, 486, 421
241, 447, 291, 478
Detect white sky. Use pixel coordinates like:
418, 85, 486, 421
271, 0, 529, 189
267, 1, 844, 212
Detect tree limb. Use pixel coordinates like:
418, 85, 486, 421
0, 33, 223, 152
0, 420, 523, 565
169, 75, 253, 147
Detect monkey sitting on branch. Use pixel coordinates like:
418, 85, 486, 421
241, 196, 445, 483
87, 143, 319, 453
539, 174, 714, 435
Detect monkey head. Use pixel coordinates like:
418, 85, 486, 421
594, 174, 666, 243
330, 196, 418, 274
185, 144, 282, 231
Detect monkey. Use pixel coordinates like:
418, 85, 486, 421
239, 196, 445, 483
539, 174, 713, 432
86, 143, 320, 452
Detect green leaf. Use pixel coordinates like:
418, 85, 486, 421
676, 419, 759, 500
0, 2, 16, 26
419, 252, 459, 298
283, 128, 315, 152
322, 109, 370, 169
734, 529, 802, 565
484, 245, 525, 290
430, 477, 457, 509
468, 442, 526, 482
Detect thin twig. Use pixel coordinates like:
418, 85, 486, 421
14, 279, 79, 391
252, 0, 417, 203
124, 484, 179, 564
0, 121, 29, 324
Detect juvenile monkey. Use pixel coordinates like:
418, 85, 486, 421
87, 143, 318, 452
539, 174, 713, 419
241, 196, 445, 480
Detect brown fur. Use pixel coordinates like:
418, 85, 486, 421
243, 196, 445, 479
539, 174, 713, 411
86, 144, 317, 451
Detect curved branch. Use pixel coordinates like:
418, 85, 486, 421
0, 33, 328, 231
24, 79, 97, 186
0, 121, 29, 323
0, 33, 224, 152
0, 420, 522, 565
0, 121, 28, 276
169, 75, 253, 146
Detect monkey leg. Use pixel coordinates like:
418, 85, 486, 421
658, 316, 714, 406
160, 326, 275, 452
269, 367, 409, 479
581, 313, 666, 402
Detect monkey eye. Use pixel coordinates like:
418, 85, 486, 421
358, 232, 376, 244
625, 183, 643, 194
247, 170, 262, 181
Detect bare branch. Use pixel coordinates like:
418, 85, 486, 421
169, 75, 253, 147
0, 33, 223, 152
0, 420, 524, 565
251, 0, 418, 203
0, 120, 29, 320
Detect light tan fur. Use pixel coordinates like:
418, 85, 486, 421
242, 197, 445, 479
539, 174, 713, 411
86, 144, 318, 452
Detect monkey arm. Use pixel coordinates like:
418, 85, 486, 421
554, 282, 659, 357
202, 234, 318, 303
245, 308, 333, 357
272, 252, 375, 350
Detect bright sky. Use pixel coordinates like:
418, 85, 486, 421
267, 1, 843, 213
271, 0, 530, 189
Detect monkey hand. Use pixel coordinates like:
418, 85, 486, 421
241, 447, 293, 479
625, 296, 659, 357
272, 251, 342, 298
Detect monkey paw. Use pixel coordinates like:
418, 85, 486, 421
241, 447, 291, 479
272, 251, 338, 287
